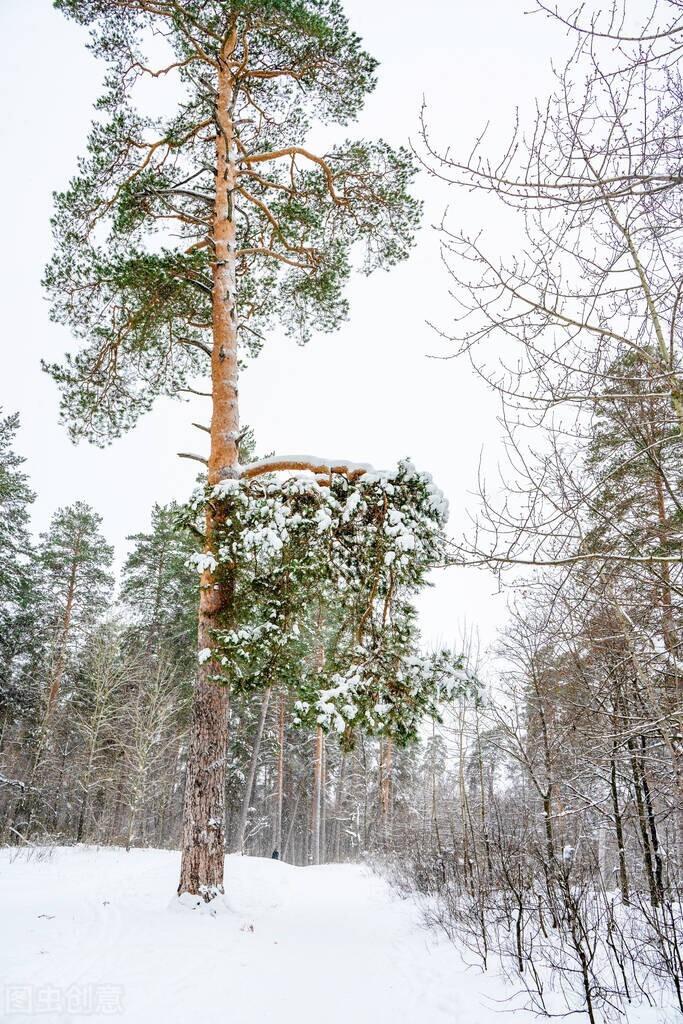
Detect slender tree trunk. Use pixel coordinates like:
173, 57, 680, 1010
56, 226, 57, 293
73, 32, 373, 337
234, 687, 272, 853
320, 736, 327, 863
283, 781, 304, 863
333, 751, 347, 862
126, 792, 139, 852
653, 459, 676, 652
360, 734, 369, 848
475, 708, 493, 879
159, 741, 182, 846
609, 737, 629, 903
311, 727, 323, 865
379, 736, 393, 847
639, 736, 665, 899
178, 36, 239, 899
77, 741, 97, 843
47, 568, 76, 715
50, 734, 72, 831
108, 751, 127, 844
274, 693, 286, 853
542, 790, 556, 866
628, 736, 659, 906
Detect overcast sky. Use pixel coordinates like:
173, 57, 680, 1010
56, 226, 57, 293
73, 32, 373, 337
0, 0, 571, 653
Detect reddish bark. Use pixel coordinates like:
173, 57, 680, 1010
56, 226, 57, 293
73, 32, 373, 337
178, 37, 240, 899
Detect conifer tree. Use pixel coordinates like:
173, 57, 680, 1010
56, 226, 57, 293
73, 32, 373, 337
47, 0, 421, 899
39, 502, 114, 714
121, 502, 198, 670
0, 411, 38, 721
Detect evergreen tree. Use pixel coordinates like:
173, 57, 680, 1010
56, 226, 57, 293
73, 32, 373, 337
121, 502, 198, 671
47, 0, 420, 899
39, 502, 114, 714
0, 411, 39, 721
583, 357, 683, 568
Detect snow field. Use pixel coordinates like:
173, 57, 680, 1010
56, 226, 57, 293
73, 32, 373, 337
0, 846, 541, 1024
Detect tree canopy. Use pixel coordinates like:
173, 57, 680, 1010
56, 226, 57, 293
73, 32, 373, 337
45, 0, 420, 443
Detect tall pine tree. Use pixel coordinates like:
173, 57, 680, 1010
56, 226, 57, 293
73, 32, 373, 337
121, 502, 198, 671
39, 502, 114, 715
0, 411, 38, 722
47, 0, 420, 899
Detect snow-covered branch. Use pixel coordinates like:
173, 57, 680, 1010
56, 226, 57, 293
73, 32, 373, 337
240, 455, 374, 482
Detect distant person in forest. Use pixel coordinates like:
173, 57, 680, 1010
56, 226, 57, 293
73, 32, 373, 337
271, 850, 279, 860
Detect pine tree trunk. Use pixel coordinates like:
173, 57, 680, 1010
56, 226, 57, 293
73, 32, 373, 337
234, 688, 272, 853
178, 38, 239, 900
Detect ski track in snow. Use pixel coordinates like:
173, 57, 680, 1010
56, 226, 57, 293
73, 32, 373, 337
0, 847, 660, 1024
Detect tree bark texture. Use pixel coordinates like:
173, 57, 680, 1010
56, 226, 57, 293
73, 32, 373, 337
178, 37, 239, 899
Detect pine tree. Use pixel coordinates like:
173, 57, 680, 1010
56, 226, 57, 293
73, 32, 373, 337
121, 502, 198, 670
39, 502, 114, 715
47, 0, 420, 899
0, 411, 40, 722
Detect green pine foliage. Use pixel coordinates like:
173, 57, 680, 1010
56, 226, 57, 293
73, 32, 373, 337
121, 501, 199, 670
45, 0, 421, 442
0, 412, 40, 718
38, 502, 115, 698
584, 355, 683, 562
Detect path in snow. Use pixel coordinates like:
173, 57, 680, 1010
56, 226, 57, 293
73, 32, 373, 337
0, 847, 533, 1024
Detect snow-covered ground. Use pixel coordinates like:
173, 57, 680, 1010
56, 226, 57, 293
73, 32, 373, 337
2, 847, 676, 1024
0, 845, 545, 1024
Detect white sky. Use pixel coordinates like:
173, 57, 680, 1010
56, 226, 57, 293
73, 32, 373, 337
0, 0, 567, 652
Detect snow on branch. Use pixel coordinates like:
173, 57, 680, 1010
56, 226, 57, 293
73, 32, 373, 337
0, 774, 25, 791
240, 455, 375, 482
